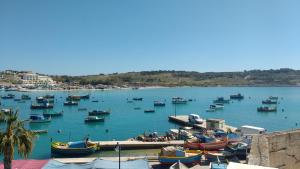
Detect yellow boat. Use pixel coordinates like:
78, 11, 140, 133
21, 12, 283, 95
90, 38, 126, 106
51, 141, 99, 156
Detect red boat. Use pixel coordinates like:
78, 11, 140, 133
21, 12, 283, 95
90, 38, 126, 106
185, 137, 228, 150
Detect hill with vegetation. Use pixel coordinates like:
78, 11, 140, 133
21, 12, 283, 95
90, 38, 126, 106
51, 68, 300, 87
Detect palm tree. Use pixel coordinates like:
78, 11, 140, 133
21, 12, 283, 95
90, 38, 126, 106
0, 110, 35, 169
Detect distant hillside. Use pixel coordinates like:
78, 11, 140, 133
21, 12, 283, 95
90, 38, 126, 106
51, 68, 300, 87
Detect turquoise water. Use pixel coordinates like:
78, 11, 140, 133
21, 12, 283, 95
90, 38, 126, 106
0, 87, 300, 159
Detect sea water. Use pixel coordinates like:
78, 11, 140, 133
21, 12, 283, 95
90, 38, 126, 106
0, 87, 299, 159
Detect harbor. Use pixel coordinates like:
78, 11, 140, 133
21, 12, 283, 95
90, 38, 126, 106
0, 87, 299, 169
0, 87, 297, 160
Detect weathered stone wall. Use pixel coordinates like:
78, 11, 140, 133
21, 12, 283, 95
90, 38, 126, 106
248, 129, 300, 169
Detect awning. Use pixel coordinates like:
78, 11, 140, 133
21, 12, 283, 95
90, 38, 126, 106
0, 159, 49, 169
42, 158, 150, 169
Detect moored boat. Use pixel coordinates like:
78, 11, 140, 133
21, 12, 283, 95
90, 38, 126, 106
158, 146, 201, 165
133, 97, 143, 101
172, 97, 188, 104
51, 140, 99, 156
29, 114, 51, 123
30, 102, 54, 109
31, 130, 48, 134
144, 109, 155, 113
44, 94, 55, 99
1, 94, 15, 99
64, 101, 78, 106
85, 116, 104, 123
80, 94, 90, 99
154, 101, 166, 107
225, 142, 250, 160
262, 99, 277, 104
269, 96, 278, 100
21, 94, 31, 100
213, 97, 230, 104
88, 110, 110, 115
185, 137, 228, 150
230, 93, 244, 100
257, 106, 277, 112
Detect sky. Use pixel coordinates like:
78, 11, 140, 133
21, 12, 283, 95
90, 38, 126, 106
0, 0, 300, 75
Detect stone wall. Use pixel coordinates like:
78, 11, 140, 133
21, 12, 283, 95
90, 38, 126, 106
248, 129, 300, 169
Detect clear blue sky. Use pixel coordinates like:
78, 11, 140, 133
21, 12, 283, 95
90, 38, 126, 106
1, 0, 300, 75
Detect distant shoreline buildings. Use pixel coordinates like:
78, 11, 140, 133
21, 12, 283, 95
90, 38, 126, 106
0, 70, 57, 90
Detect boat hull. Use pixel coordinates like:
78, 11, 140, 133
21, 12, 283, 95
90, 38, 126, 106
30, 119, 51, 123
51, 142, 97, 156
185, 140, 228, 150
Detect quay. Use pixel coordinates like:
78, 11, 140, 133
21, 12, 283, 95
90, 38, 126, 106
92, 140, 185, 150
168, 115, 237, 132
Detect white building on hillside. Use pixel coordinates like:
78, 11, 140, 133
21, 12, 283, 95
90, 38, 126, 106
21, 72, 55, 86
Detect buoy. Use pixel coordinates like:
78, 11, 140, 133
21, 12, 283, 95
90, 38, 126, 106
57, 129, 62, 133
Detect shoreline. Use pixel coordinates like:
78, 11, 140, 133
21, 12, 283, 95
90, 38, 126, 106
3, 85, 300, 93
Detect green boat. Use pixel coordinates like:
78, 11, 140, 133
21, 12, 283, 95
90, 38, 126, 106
51, 141, 99, 156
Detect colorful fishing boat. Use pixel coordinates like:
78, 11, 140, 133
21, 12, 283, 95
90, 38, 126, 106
158, 146, 201, 165
185, 137, 228, 150
51, 140, 99, 156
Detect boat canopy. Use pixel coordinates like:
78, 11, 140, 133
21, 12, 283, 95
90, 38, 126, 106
42, 158, 150, 169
